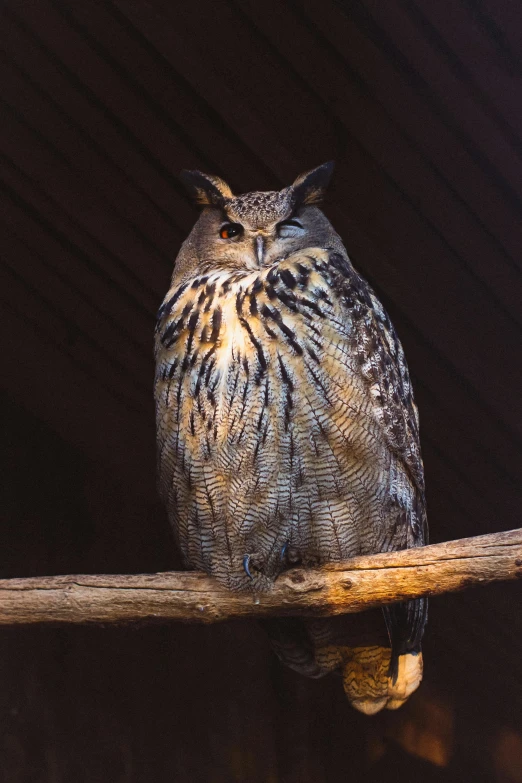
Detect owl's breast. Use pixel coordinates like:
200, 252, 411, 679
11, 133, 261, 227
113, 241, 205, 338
155, 250, 386, 481
154, 249, 417, 586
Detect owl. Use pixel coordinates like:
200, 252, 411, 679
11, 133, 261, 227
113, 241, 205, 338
154, 163, 427, 714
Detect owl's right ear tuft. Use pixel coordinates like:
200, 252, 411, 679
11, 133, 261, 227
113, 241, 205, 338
292, 161, 335, 206
179, 170, 234, 207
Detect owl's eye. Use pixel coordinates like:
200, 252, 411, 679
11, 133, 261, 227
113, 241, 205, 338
277, 218, 304, 237
219, 222, 243, 240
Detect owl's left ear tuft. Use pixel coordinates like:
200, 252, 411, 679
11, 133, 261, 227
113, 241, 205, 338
179, 170, 234, 207
292, 161, 334, 206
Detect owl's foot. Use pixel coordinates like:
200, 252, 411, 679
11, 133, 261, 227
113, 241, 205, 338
284, 545, 303, 565
243, 547, 301, 581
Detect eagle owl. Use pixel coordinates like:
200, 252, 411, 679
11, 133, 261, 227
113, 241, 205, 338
154, 163, 427, 714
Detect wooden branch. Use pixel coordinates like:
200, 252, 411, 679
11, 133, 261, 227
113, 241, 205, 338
0, 529, 521, 626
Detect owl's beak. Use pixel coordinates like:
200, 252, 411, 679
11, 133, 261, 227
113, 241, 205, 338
255, 235, 264, 266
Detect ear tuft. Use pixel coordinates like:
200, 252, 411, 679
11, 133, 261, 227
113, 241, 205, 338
292, 161, 334, 206
179, 170, 234, 207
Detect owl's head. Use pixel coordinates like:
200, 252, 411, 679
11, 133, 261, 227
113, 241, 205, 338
173, 163, 341, 282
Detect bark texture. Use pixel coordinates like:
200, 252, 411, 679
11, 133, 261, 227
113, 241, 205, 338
0, 529, 520, 626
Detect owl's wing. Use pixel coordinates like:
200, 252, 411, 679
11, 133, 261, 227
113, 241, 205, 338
327, 250, 428, 659
329, 251, 426, 539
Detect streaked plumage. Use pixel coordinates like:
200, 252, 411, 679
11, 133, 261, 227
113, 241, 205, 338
154, 163, 427, 713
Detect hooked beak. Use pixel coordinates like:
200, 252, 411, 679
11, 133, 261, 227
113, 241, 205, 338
255, 235, 264, 266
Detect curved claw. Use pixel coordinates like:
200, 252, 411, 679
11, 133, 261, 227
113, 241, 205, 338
243, 554, 253, 580
280, 541, 289, 561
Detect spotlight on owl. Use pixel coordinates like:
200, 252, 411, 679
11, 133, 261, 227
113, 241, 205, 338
154, 163, 427, 713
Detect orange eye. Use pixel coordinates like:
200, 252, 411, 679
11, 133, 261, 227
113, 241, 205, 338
219, 223, 243, 240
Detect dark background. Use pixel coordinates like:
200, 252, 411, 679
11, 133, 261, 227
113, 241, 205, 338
1, 0, 522, 780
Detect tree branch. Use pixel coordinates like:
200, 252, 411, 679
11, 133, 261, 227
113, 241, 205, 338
1, 529, 521, 626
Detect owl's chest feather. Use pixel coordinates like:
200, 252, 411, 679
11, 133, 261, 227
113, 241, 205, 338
155, 253, 361, 450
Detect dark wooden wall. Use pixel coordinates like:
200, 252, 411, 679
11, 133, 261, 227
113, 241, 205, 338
1, 1, 521, 780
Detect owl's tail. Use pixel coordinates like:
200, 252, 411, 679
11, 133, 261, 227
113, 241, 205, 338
325, 644, 423, 715
262, 603, 425, 714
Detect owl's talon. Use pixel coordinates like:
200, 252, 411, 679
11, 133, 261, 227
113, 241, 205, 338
243, 554, 254, 579
280, 542, 289, 561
